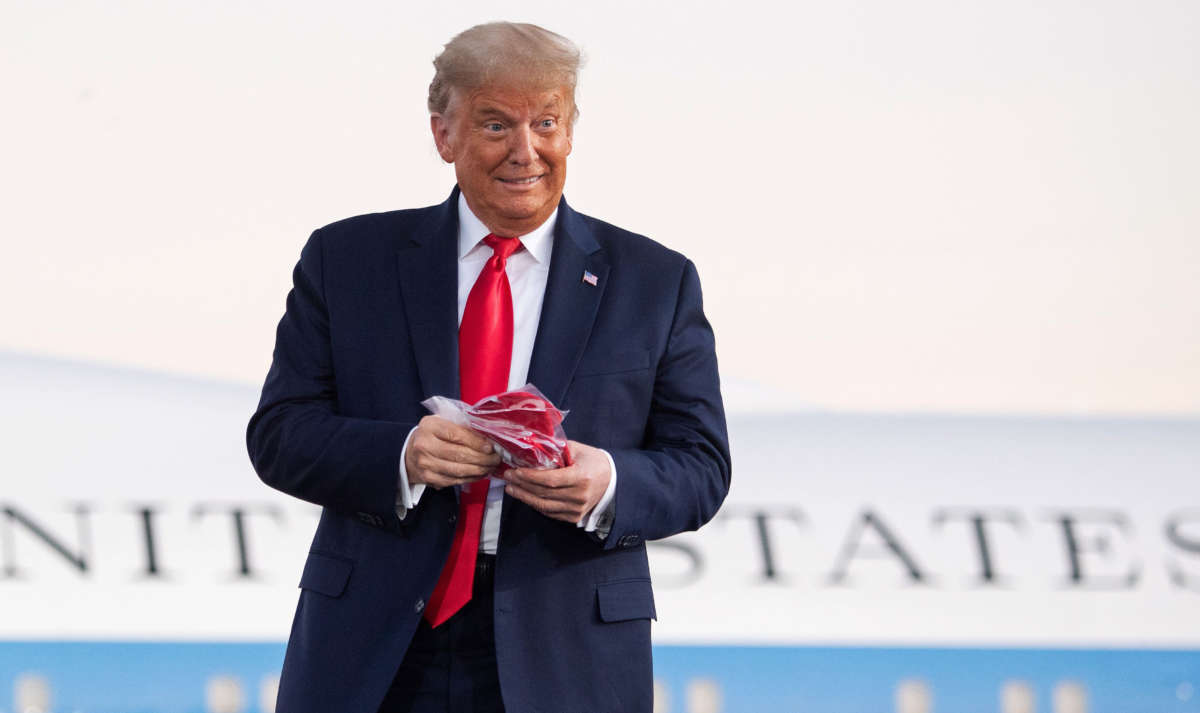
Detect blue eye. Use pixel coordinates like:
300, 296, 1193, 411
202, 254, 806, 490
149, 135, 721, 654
485, 122, 503, 132
540, 119, 555, 128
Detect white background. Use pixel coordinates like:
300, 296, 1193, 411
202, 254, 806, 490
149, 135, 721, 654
2, 0, 1198, 415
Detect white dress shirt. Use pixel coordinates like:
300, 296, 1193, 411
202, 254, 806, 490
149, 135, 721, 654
395, 193, 617, 552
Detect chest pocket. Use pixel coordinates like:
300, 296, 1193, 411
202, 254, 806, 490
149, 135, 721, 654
563, 349, 653, 448
574, 349, 651, 378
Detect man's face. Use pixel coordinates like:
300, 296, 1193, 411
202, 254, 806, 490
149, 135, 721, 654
431, 84, 573, 237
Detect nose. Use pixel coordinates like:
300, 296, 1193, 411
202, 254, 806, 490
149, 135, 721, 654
507, 125, 538, 165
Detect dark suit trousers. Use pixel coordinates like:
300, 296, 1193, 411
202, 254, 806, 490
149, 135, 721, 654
377, 555, 506, 713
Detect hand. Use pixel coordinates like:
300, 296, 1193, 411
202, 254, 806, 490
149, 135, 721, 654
501, 440, 611, 524
405, 415, 502, 489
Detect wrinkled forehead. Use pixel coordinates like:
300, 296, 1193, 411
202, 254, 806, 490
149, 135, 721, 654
452, 83, 573, 116
444, 70, 577, 120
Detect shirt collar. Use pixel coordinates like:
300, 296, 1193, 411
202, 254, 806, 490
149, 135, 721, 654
457, 192, 557, 264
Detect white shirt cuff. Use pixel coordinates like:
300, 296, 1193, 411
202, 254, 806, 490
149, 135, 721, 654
395, 425, 426, 520
577, 449, 617, 538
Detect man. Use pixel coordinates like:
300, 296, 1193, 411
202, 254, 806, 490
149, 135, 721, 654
247, 22, 730, 713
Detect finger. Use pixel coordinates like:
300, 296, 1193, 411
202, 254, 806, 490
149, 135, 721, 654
426, 441, 503, 468
413, 453, 497, 480
506, 466, 571, 490
505, 479, 588, 512
431, 420, 495, 454
504, 471, 581, 500
565, 440, 592, 465
411, 424, 500, 465
504, 483, 583, 523
420, 463, 495, 488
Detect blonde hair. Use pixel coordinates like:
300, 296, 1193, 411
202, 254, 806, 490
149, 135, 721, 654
429, 22, 582, 123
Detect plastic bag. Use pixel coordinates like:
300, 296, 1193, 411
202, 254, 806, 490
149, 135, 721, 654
421, 384, 573, 470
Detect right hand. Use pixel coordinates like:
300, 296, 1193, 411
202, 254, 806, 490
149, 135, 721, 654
405, 415, 502, 489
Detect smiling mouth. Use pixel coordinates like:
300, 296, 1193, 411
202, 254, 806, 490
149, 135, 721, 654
498, 176, 543, 185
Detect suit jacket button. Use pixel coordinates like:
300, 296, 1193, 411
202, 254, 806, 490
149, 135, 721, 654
414, 598, 425, 613
448, 513, 457, 525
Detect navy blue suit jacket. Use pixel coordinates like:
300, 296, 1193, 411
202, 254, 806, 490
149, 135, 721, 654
247, 187, 730, 713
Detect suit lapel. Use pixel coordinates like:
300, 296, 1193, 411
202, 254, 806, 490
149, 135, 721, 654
526, 197, 610, 409
501, 197, 608, 540
395, 189, 460, 401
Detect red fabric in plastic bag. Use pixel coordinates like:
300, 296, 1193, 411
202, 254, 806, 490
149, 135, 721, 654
421, 384, 573, 470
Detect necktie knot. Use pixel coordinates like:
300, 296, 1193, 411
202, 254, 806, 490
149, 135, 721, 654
483, 234, 522, 269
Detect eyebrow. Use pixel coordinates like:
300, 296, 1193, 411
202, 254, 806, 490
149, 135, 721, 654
473, 99, 563, 121
475, 106, 516, 121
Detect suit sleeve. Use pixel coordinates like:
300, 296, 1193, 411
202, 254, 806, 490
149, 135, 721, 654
246, 229, 414, 529
603, 259, 731, 549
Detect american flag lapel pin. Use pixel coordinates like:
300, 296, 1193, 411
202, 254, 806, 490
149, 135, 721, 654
582, 270, 598, 286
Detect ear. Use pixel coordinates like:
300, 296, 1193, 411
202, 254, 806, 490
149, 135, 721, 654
430, 113, 455, 163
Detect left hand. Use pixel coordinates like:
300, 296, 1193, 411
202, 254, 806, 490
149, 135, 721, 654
501, 440, 611, 524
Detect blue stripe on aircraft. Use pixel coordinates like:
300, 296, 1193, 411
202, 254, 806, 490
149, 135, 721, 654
1, 642, 1198, 712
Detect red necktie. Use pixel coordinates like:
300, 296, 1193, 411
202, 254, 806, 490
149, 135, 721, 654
424, 233, 521, 627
